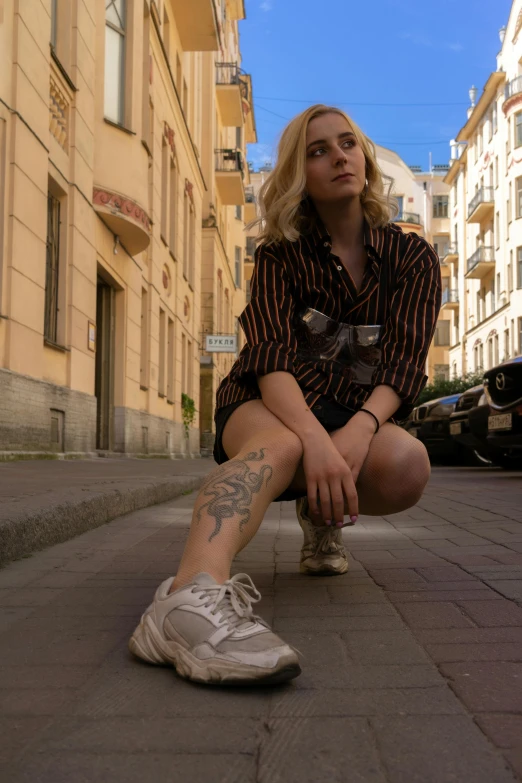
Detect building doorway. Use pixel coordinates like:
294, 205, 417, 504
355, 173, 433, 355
95, 277, 115, 450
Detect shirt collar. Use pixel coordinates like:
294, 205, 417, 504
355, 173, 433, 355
309, 208, 387, 261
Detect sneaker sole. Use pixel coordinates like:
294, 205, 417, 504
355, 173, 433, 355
300, 560, 349, 576
129, 614, 301, 686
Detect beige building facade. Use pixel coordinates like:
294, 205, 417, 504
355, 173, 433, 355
0, 0, 255, 457
444, 1, 522, 378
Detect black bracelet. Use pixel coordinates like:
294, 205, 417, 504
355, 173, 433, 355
358, 408, 380, 433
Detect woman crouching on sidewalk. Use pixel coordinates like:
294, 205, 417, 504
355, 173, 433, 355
129, 104, 442, 686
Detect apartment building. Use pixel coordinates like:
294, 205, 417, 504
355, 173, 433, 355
444, 2, 522, 378
0, 0, 255, 457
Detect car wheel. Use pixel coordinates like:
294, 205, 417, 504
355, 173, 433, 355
495, 455, 522, 470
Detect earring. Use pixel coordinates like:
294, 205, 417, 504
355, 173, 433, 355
361, 178, 369, 198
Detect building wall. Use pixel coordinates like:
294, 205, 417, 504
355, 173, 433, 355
445, 0, 522, 379
0, 0, 253, 457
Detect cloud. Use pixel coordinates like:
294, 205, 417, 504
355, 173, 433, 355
260, 1, 272, 10
400, 31, 463, 52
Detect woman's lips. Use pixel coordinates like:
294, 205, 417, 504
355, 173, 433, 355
333, 173, 354, 181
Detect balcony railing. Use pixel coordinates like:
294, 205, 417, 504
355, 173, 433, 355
467, 187, 494, 220
467, 246, 495, 274
215, 148, 244, 175
216, 62, 241, 85
394, 211, 422, 225
504, 75, 522, 103
441, 288, 459, 306
442, 243, 458, 262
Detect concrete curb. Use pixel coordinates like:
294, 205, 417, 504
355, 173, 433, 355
0, 474, 204, 567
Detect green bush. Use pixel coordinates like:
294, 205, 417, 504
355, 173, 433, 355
181, 393, 197, 438
417, 372, 484, 405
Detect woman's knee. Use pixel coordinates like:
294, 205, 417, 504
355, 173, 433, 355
384, 438, 430, 507
242, 427, 303, 473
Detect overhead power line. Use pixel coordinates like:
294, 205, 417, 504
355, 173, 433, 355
253, 104, 451, 146
255, 96, 469, 107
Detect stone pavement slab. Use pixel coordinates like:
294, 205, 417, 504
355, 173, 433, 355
0, 465, 521, 781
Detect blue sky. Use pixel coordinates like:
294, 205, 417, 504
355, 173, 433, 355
240, 0, 513, 171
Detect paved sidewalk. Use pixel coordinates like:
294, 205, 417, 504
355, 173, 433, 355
0, 466, 521, 782
0, 458, 212, 565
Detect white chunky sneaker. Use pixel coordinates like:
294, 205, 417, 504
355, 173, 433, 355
129, 572, 301, 685
296, 497, 349, 575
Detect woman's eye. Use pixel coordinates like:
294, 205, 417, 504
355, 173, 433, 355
312, 148, 326, 156
342, 140, 355, 148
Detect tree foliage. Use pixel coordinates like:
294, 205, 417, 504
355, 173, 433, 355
417, 372, 484, 405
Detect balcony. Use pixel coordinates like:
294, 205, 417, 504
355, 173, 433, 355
226, 0, 246, 20
465, 246, 495, 279
171, 0, 219, 51
504, 75, 522, 112
93, 187, 151, 256
244, 185, 257, 222
467, 187, 494, 223
394, 212, 423, 230
441, 288, 459, 311
442, 243, 458, 264
216, 63, 244, 126
215, 148, 245, 205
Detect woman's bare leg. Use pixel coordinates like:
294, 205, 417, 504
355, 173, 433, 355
287, 423, 431, 517
172, 401, 303, 589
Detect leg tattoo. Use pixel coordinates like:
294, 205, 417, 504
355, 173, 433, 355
196, 449, 273, 542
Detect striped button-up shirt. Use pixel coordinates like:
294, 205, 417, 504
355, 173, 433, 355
216, 219, 442, 420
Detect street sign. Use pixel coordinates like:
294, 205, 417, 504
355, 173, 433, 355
205, 335, 237, 353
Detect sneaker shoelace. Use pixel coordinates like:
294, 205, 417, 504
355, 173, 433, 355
194, 574, 265, 632
300, 499, 344, 556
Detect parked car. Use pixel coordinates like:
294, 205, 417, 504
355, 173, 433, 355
483, 356, 522, 469
404, 393, 462, 463
448, 385, 492, 465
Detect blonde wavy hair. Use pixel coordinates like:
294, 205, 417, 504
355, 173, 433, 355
251, 104, 398, 245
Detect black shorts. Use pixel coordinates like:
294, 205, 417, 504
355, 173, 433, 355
212, 395, 357, 502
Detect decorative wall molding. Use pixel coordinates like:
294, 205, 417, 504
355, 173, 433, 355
93, 188, 151, 233
185, 178, 194, 204
49, 76, 68, 150
163, 122, 175, 155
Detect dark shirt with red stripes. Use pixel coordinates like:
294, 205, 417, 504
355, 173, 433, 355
216, 218, 442, 421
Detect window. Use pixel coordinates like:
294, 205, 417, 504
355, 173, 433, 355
434, 319, 450, 346
45, 193, 61, 343
167, 317, 174, 403
495, 156, 499, 187
169, 159, 178, 257
140, 287, 149, 389
104, 0, 126, 125
494, 333, 499, 365
181, 332, 187, 394
490, 280, 495, 315
517, 177, 522, 218
189, 204, 196, 287
187, 340, 192, 397
142, 7, 152, 150
519, 317, 522, 354
517, 247, 522, 289
495, 212, 499, 248
508, 116, 512, 153
161, 139, 168, 242
478, 125, 483, 155
246, 278, 251, 303
476, 290, 481, 322
434, 364, 450, 380
488, 338, 493, 369
158, 308, 166, 397
235, 246, 241, 287
516, 112, 522, 148
395, 195, 404, 216
508, 251, 513, 292
433, 235, 449, 258
235, 205, 242, 220
183, 191, 189, 279
504, 328, 510, 360
433, 195, 449, 218
50, 0, 58, 47
492, 100, 498, 134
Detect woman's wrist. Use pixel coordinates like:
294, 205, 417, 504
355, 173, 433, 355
352, 410, 379, 436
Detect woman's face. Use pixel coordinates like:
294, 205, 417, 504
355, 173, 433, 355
304, 112, 367, 204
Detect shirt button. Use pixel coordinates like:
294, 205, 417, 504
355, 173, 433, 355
324, 242, 329, 247
337, 265, 342, 271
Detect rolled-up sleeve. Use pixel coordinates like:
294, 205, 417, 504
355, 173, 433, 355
233, 244, 297, 381
372, 239, 442, 419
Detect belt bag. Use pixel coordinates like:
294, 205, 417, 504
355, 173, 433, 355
294, 307, 382, 387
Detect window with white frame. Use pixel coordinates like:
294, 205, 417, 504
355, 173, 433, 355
517, 246, 522, 289
492, 100, 498, 134
516, 177, 522, 218
516, 112, 522, 148
234, 246, 241, 287
432, 195, 448, 218
104, 0, 126, 125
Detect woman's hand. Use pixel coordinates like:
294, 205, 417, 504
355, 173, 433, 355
301, 430, 358, 526
330, 411, 377, 485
